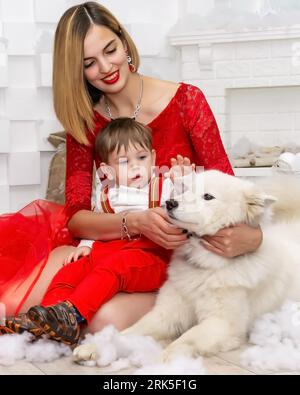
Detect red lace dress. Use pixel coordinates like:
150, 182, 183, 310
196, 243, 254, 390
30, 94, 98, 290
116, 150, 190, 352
0, 83, 233, 316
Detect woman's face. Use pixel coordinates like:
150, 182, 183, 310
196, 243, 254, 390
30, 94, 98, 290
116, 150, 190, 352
83, 24, 130, 94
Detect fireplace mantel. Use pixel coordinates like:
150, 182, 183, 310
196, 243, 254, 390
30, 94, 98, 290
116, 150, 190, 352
170, 25, 300, 47
170, 26, 300, 72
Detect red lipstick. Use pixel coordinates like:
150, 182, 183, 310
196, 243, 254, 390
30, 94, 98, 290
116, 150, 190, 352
102, 70, 120, 85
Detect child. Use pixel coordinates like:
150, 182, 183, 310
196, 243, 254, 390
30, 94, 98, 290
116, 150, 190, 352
1, 118, 194, 345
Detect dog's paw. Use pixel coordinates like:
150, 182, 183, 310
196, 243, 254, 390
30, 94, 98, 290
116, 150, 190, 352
219, 337, 243, 353
160, 343, 193, 363
196, 334, 244, 356
160, 350, 176, 363
73, 343, 97, 363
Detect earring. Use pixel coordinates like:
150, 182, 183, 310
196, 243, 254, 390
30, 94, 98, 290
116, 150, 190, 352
127, 55, 136, 73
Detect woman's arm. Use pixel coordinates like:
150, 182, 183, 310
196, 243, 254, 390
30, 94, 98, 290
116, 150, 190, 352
65, 132, 94, 224
68, 208, 188, 249
68, 210, 125, 240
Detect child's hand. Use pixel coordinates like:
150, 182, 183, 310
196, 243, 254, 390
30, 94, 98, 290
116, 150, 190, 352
64, 246, 91, 266
165, 155, 196, 182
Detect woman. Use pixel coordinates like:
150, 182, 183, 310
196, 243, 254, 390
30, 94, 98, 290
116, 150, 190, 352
0, 2, 262, 335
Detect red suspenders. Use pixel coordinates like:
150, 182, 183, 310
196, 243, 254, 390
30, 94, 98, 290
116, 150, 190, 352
100, 176, 163, 214
100, 186, 115, 213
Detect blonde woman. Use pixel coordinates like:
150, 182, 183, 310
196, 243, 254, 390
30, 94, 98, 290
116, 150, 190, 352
0, 2, 262, 337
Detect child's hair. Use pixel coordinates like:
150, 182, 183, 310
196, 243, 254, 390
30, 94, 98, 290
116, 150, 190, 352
95, 117, 153, 163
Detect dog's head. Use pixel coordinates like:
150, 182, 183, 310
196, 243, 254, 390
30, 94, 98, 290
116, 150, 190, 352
166, 170, 276, 237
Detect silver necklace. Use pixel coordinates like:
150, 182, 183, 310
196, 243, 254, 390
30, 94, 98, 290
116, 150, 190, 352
104, 74, 143, 120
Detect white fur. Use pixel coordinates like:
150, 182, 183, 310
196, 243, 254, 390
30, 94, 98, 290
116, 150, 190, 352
74, 171, 300, 362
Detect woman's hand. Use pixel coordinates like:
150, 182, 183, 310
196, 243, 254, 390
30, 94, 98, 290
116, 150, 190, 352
201, 224, 263, 258
128, 208, 188, 250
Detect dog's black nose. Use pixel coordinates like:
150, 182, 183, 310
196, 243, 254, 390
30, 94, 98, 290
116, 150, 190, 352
166, 199, 178, 211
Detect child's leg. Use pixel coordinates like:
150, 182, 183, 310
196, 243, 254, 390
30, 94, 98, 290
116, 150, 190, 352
27, 256, 92, 346
28, 249, 167, 345
41, 256, 91, 307
67, 249, 167, 323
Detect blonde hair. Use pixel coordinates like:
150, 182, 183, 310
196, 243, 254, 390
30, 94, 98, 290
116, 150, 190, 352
95, 118, 152, 163
53, 2, 140, 146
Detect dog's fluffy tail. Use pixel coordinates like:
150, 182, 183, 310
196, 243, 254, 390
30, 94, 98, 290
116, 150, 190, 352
257, 175, 300, 222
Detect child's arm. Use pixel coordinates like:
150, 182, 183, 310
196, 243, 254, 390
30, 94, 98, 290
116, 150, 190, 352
64, 240, 93, 265
162, 155, 196, 200
165, 154, 196, 182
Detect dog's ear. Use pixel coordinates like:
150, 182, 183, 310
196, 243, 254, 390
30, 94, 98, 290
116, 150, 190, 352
244, 185, 277, 224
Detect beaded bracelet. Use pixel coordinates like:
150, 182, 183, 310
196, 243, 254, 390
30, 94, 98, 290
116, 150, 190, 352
121, 212, 141, 241
121, 212, 131, 240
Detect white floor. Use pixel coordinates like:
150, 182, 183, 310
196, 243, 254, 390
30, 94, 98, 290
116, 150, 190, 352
1, 346, 299, 375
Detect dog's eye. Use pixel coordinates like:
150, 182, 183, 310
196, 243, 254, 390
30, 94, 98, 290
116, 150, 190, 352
203, 193, 215, 201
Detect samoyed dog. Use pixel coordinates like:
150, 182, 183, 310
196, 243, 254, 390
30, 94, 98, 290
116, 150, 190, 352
74, 170, 300, 363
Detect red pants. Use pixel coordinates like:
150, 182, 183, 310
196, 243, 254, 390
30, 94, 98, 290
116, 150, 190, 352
41, 238, 171, 322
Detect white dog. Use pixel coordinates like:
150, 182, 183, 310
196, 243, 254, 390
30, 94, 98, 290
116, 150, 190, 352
74, 171, 300, 363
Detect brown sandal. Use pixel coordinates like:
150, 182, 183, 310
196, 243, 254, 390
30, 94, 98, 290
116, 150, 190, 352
28, 301, 81, 346
0, 313, 44, 337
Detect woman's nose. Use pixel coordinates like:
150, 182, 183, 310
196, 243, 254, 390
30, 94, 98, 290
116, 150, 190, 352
98, 58, 112, 74
166, 199, 179, 211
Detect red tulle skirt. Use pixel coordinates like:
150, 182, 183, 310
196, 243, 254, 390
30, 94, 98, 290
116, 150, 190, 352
0, 199, 75, 316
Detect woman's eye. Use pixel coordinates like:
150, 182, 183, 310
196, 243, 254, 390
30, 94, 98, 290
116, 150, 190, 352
139, 156, 147, 160
203, 193, 215, 201
106, 48, 116, 54
84, 62, 94, 69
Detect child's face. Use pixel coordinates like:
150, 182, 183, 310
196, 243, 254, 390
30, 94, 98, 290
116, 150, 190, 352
105, 143, 156, 188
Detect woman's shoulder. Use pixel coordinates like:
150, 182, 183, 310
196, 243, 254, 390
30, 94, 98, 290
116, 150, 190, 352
142, 78, 204, 113
145, 78, 202, 98
172, 83, 209, 114
176, 82, 204, 101
151, 79, 205, 106
143, 77, 180, 103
